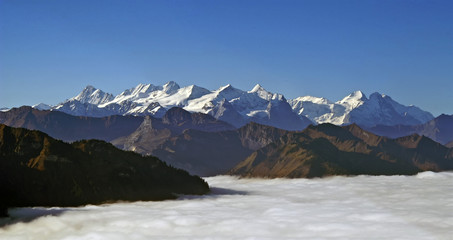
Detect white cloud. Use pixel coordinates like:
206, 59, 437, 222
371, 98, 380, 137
1, 172, 453, 239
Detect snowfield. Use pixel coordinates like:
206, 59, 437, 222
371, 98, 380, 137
1, 172, 452, 239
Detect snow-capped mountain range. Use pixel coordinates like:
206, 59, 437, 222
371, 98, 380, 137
37, 81, 433, 129
288, 90, 434, 127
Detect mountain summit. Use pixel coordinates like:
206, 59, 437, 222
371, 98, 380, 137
73, 85, 114, 105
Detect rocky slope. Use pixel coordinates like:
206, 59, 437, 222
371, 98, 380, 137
229, 124, 453, 178
112, 107, 236, 153
0, 124, 209, 217
149, 122, 290, 176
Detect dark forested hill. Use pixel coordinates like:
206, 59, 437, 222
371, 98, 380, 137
0, 124, 209, 217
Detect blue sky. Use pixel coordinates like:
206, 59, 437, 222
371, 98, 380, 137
1, 0, 452, 115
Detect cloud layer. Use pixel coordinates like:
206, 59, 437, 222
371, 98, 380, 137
1, 172, 453, 239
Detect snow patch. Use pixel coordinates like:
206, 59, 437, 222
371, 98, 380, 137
32, 103, 52, 111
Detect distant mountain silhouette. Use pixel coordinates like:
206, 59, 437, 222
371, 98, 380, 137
150, 122, 290, 176
366, 114, 453, 145
0, 124, 209, 217
0, 106, 143, 142
229, 124, 453, 178
0, 106, 234, 144
112, 107, 235, 154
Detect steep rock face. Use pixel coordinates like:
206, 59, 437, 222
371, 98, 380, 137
148, 122, 291, 176
161, 107, 234, 132
152, 130, 251, 176
112, 116, 172, 154
209, 99, 247, 127
237, 122, 290, 150
112, 107, 236, 154
0, 124, 209, 214
229, 124, 453, 178
250, 95, 309, 131
133, 122, 289, 176
366, 114, 453, 145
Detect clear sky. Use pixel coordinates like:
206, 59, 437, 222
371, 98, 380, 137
1, 0, 452, 116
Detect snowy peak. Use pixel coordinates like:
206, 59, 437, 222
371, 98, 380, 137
130, 83, 160, 97
73, 85, 114, 105
162, 81, 180, 94
217, 84, 239, 93
179, 85, 211, 101
74, 85, 96, 101
340, 90, 367, 102
289, 90, 434, 127
338, 90, 367, 109
249, 84, 274, 101
250, 84, 264, 92
48, 82, 434, 130
112, 83, 160, 103
215, 84, 244, 100
370, 92, 434, 124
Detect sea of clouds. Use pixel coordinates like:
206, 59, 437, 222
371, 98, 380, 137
1, 171, 453, 239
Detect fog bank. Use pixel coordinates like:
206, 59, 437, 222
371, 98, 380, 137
1, 172, 453, 239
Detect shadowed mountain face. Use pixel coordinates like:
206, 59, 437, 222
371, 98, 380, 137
229, 124, 453, 178
0, 106, 234, 145
149, 122, 290, 176
111, 107, 236, 154
1, 107, 451, 180
0, 106, 144, 142
0, 124, 209, 217
366, 114, 453, 145
0, 107, 238, 177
